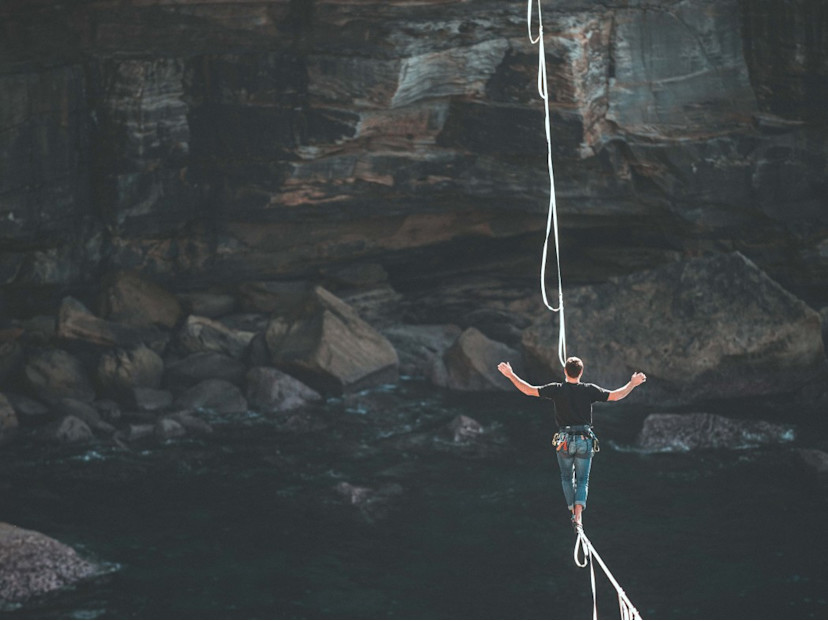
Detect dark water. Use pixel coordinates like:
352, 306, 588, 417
2, 381, 827, 619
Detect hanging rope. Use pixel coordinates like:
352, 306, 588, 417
527, 0, 567, 368
574, 525, 643, 620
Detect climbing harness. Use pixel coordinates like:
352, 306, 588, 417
574, 525, 642, 620
527, 2, 643, 618
527, 0, 567, 368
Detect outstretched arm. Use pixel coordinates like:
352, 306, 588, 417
607, 372, 647, 401
497, 361, 540, 397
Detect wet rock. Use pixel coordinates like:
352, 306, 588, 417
524, 253, 826, 406
447, 415, 483, 443
382, 323, 462, 378
635, 413, 795, 452
0, 522, 100, 605
177, 292, 236, 319
98, 270, 182, 329
164, 351, 246, 390
57, 297, 168, 351
50, 416, 95, 444
437, 327, 521, 392
155, 417, 186, 440
175, 315, 255, 360
24, 349, 96, 404
174, 379, 248, 414
246, 366, 322, 414
333, 481, 403, 523
0, 393, 19, 444
97, 345, 164, 398
265, 286, 399, 396
123, 424, 155, 442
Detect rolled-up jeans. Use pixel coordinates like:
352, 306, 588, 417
556, 433, 594, 510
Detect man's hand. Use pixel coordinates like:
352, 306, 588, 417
497, 361, 514, 377
630, 372, 647, 386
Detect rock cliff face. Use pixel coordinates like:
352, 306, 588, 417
1, 0, 827, 314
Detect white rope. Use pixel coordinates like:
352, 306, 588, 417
527, 0, 567, 368
574, 525, 643, 620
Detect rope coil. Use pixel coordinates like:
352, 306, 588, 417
527, 0, 567, 368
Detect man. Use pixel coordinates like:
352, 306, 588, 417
497, 357, 646, 529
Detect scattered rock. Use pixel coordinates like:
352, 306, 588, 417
0, 522, 100, 605
437, 327, 521, 391
265, 286, 399, 396
24, 349, 96, 404
174, 379, 248, 414
57, 398, 114, 434
175, 315, 255, 359
246, 366, 322, 413
98, 270, 182, 329
635, 412, 795, 451
164, 351, 246, 389
382, 323, 462, 378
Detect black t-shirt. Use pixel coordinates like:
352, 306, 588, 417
538, 381, 611, 427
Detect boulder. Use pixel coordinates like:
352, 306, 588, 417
98, 270, 182, 329
635, 413, 795, 451
436, 327, 522, 391
122, 424, 155, 442
524, 253, 826, 406
57, 296, 168, 351
381, 323, 463, 378
246, 366, 322, 414
265, 286, 399, 396
175, 315, 255, 359
164, 351, 246, 389
97, 345, 164, 398
177, 291, 236, 319
50, 416, 95, 444
130, 387, 173, 412
174, 379, 248, 414
0, 522, 100, 606
0, 393, 19, 444
24, 349, 96, 404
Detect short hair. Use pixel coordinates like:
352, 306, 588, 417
564, 357, 584, 378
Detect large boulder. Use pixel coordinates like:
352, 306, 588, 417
96, 345, 164, 397
175, 315, 255, 360
523, 253, 826, 406
435, 327, 521, 391
0, 523, 101, 606
636, 413, 795, 451
98, 270, 182, 329
57, 297, 168, 351
49, 416, 95, 444
265, 286, 398, 396
246, 367, 322, 414
381, 324, 462, 378
24, 349, 96, 404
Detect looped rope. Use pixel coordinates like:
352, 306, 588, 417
574, 525, 642, 620
527, 0, 567, 368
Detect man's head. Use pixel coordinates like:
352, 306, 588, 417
564, 356, 584, 380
